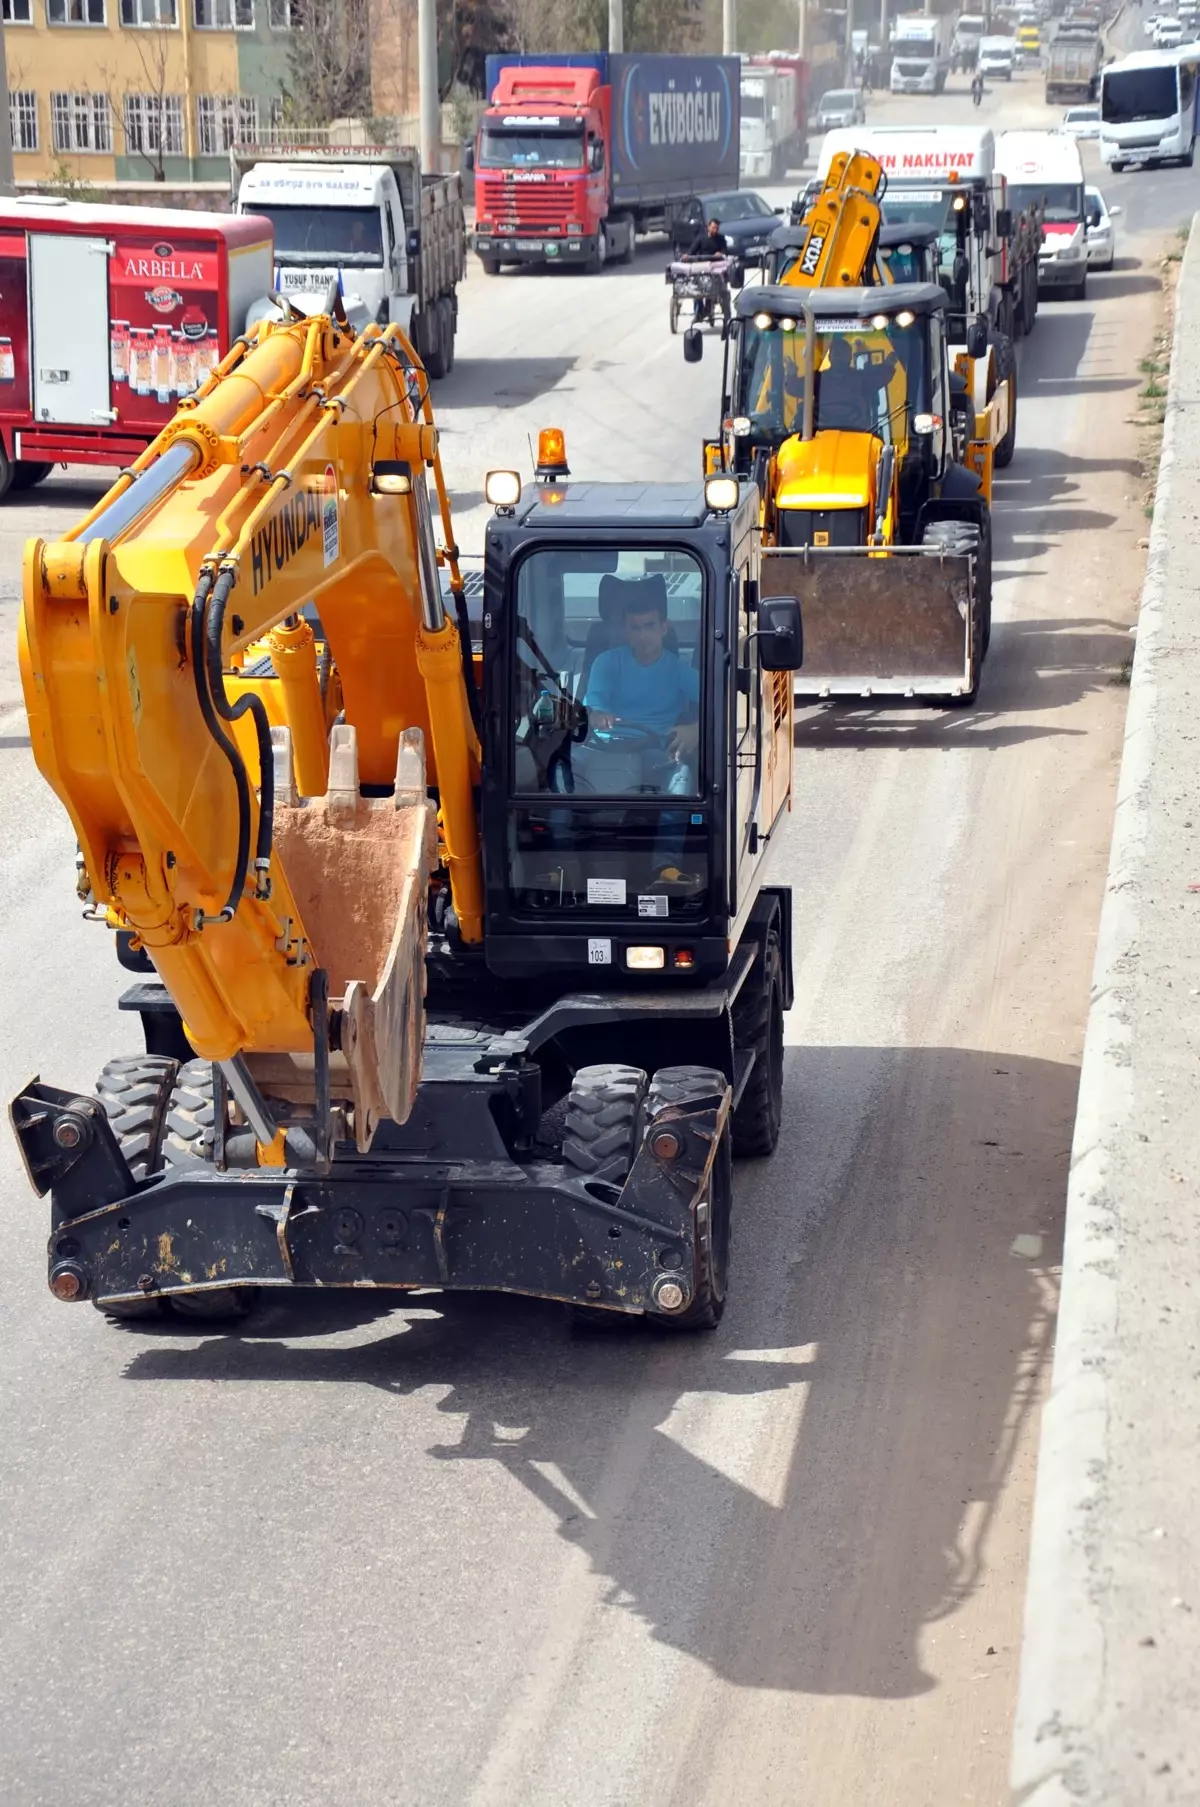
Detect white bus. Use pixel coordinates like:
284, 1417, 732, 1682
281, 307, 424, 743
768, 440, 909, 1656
1099, 45, 1200, 170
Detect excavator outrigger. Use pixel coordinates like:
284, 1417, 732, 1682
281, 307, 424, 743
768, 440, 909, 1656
12, 302, 803, 1332
687, 151, 992, 705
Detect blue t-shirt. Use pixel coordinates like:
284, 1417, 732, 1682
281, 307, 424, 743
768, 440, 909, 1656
585, 644, 699, 737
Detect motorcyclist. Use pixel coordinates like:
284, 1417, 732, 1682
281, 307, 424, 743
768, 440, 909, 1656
681, 218, 729, 322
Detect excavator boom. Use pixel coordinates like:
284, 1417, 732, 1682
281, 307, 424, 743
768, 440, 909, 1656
20, 309, 481, 1151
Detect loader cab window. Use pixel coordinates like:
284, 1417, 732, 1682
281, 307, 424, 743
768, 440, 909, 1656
735, 312, 928, 450
507, 545, 710, 918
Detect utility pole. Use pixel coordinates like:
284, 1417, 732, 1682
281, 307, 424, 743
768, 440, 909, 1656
845, 0, 855, 83
723, 0, 736, 55
798, 0, 808, 55
609, 0, 623, 52
418, 0, 440, 173
0, 23, 14, 194
880, 0, 889, 55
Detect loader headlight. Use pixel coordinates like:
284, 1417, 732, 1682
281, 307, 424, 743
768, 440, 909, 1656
895, 309, 915, 327
912, 412, 941, 435
753, 311, 774, 330
485, 469, 522, 508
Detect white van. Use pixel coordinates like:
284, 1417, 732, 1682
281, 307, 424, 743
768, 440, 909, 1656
997, 129, 1088, 299
978, 36, 1016, 79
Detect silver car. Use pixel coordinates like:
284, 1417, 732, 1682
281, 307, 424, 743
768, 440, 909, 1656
816, 88, 867, 129
1063, 105, 1100, 140
1084, 185, 1119, 270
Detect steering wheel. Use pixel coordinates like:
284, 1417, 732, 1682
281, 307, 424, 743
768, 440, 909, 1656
589, 723, 665, 753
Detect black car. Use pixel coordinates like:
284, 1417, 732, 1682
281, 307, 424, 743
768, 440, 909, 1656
673, 189, 784, 263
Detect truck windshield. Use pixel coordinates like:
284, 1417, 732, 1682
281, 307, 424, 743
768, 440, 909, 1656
479, 125, 585, 169
509, 545, 709, 916
1004, 181, 1083, 222
1101, 65, 1180, 121
735, 314, 927, 447
260, 205, 384, 265
882, 188, 953, 233
741, 90, 767, 117
895, 36, 937, 57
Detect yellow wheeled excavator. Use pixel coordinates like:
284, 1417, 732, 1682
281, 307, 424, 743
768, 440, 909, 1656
12, 302, 804, 1333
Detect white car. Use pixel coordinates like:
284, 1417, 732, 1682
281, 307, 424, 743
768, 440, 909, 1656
1085, 184, 1119, 269
1064, 104, 1101, 138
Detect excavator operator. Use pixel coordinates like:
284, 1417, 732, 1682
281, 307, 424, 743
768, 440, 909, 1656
585, 576, 699, 789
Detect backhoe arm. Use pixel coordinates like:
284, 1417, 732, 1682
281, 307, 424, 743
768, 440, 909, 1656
782, 151, 887, 288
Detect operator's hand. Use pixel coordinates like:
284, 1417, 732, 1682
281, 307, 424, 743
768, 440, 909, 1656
590, 711, 616, 730
667, 723, 698, 762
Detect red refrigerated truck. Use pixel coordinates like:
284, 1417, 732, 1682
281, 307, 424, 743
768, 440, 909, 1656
0, 198, 272, 497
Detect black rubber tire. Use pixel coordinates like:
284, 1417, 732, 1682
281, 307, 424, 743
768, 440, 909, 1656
91, 1054, 179, 1320
562, 1063, 648, 1185
731, 931, 784, 1158
439, 296, 455, 374
160, 1062, 260, 1322
669, 294, 681, 334
421, 306, 448, 379
163, 1057, 217, 1168
0, 439, 13, 502
479, 255, 501, 276
96, 1053, 179, 1181
993, 333, 1017, 469
10, 460, 52, 490
618, 218, 635, 265
643, 1066, 732, 1331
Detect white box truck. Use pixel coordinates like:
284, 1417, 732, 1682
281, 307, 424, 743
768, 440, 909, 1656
891, 15, 953, 93
231, 144, 466, 378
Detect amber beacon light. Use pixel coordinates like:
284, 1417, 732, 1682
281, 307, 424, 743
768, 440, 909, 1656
536, 427, 570, 480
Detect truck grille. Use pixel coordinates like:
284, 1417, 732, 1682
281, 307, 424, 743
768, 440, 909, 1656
778, 507, 867, 549
479, 178, 570, 227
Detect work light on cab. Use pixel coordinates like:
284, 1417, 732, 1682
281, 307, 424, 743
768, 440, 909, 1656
705, 475, 739, 512
536, 427, 570, 480
370, 460, 412, 496
485, 469, 522, 509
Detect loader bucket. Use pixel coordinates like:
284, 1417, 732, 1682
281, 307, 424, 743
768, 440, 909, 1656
761, 544, 977, 701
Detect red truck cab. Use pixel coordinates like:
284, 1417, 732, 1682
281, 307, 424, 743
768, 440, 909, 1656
472, 66, 621, 274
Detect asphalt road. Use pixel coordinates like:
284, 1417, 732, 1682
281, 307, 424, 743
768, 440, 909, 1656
0, 48, 1192, 1807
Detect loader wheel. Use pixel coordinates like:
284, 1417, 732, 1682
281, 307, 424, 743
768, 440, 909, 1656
922, 519, 987, 703
993, 335, 1017, 469
562, 1063, 648, 1184
91, 1054, 181, 1321
643, 1066, 732, 1332
730, 931, 784, 1158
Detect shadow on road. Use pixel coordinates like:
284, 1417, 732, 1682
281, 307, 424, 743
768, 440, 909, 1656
437, 356, 576, 407
118, 1044, 1071, 1705
792, 611, 1130, 749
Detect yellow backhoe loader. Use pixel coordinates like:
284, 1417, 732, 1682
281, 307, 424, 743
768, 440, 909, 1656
12, 302, 803, 1332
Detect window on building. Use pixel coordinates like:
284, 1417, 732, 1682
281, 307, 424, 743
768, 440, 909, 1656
9, 92, 38, 151
193, 0, 253, 26
197, 92, 258, 154
120, 0, 178, 22
268, 0, 293, 23
2, 1, 33, 24
50, 91, 112, 151
46, 0, 106, 22
125, 92, 185, 155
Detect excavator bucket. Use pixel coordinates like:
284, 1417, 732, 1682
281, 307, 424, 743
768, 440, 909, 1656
761, 544, 978, 702
262, 723, 438, 1152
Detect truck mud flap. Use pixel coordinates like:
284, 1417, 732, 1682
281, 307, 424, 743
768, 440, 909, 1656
761, 544, 976, 701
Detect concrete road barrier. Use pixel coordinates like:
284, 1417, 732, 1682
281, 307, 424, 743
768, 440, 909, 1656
1011, 221, 1200, 1804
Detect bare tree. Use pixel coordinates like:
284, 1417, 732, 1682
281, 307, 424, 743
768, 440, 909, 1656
280, 0, 373, 128
99, 19, 182, 181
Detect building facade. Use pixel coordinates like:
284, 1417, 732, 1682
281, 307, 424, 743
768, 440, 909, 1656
2, 0, 292, 185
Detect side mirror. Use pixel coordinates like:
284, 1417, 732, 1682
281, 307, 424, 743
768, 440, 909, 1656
683, 328, 703, 364
406, 228, 421, 258
995, 206, 1013, 237
589, 142, 604, 172
966, 315, 989, 359
464, 143, 475, 172
758, 597, 804, 672
773, 205, 785, 215
1110, 204, 1123, 216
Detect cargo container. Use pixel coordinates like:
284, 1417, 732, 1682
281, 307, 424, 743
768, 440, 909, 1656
0, 198, 271, 495
469, 53, 740, 273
